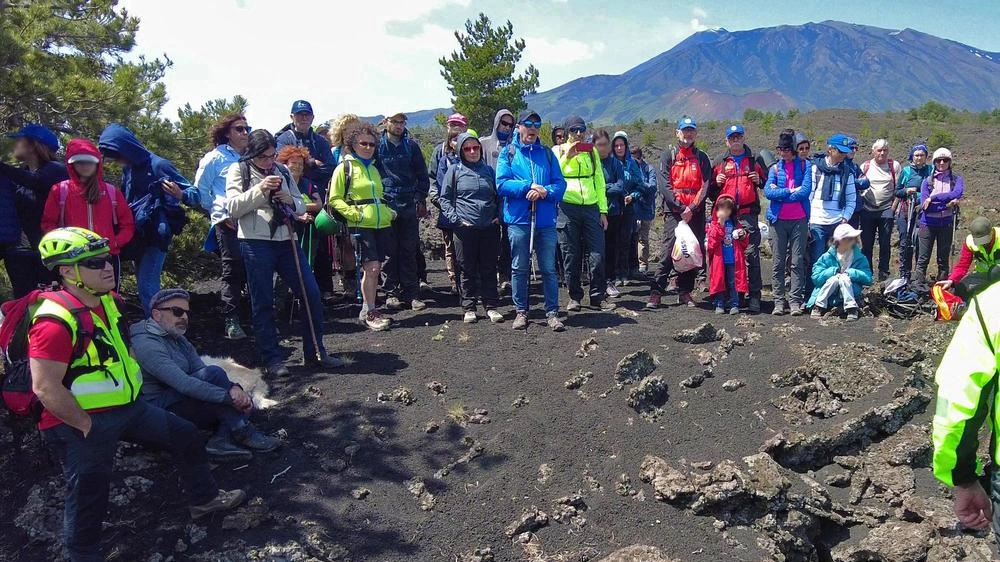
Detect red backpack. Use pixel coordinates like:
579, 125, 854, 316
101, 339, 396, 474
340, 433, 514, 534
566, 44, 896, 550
0, 290, 94, 420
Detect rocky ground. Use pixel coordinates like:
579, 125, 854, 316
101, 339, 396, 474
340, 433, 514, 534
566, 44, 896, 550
2, 254, 993, 562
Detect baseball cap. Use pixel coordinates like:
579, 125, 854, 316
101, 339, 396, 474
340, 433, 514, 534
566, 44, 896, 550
446, 113, 468, 126
827, 134, 853, 154
67, 153, 100, 165
677, 117, 697, 130
564, 115, 586, 130
970, 217, 994, 246
833, 223, 863, 242
7, 124, 60, 152
517, 109, 541, 123
290, 100, 314, 115
726, 124, 745, 138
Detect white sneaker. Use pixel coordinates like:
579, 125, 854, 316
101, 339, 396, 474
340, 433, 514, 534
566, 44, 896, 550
463, 311, 478, 324
606, 284, 621, 298
486, 310, 504, 323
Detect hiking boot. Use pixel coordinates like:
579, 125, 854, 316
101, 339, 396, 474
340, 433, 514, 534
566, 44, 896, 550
606, 284, 621, 298
463, 311, 478, 324
205, 433, 252, 462
748, 296, 761, 314
224, 316, 247, 340
645, 294, 661, 310
772, 300, 787, 316
878, 271, 890, 282
384, 296, 403, 311
232, 423, 281, 453
789, 302, 804, 317
410, 299, 427, 311
365, 311, 391, 332
845, 307, 860, 322
262, 361, 290, 377
419, 281, 431, 292
190, 489, 247, 520
811, 307, 824, 319
566, 299, 582, 312
546, 313, 565, 332
304, 353, 344, 369
512, 312, 528, 330
715, 305, 725, 315
678, 292, 695, 307
597, 300, 617, 312
486, 310, 504, 323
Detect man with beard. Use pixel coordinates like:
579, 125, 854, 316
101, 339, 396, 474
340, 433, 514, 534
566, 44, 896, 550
131, 288, 280, 461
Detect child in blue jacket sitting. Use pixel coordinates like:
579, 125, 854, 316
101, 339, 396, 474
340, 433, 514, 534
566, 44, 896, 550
806, 223, 873, 321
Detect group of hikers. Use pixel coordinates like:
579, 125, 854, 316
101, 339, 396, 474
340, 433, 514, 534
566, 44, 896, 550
4, 98, 1000, 562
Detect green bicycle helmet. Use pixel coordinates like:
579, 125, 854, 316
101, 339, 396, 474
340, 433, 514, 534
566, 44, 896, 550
38, 227, 110, 270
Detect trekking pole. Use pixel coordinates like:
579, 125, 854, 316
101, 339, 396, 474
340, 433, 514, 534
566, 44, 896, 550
528, 145, 538, 282
950, 205, 960, 257
353, 230, 363, 304
285, 219, 322, 361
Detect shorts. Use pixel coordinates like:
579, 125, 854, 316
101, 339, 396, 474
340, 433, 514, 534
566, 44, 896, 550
353, 227, 393, 264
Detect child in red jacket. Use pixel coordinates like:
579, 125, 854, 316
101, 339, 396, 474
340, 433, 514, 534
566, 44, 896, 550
41, 139, 135, 287
706, 195, 748, 314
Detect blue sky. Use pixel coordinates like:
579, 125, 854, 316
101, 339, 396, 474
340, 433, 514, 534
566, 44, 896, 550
119, 0, 998, 129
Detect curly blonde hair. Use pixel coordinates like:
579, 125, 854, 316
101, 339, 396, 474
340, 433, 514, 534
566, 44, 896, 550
330, 113, 361, 148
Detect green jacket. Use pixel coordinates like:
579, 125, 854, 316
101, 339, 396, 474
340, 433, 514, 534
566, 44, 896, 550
328, 155, 395, 229
555, 143, 608, 213
932, 284, 1000, 486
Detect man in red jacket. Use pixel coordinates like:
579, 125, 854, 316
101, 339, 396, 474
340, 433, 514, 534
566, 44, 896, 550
711, 125, 766, 312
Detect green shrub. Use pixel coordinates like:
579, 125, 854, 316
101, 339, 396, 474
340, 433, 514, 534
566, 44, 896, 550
927, 129, 957, 150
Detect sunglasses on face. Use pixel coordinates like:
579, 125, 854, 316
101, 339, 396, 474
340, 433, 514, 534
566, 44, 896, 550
935, 158, 951, 163
777, 147, 793, 152
569, 127, 586, 134
155, 306, 189, 318
79, 256, 113, 270
462, 145, 481, 153
521, 120, 542, 129
231, 125, 251, 134
357, 141, 377, 149
499, 121, 514, 128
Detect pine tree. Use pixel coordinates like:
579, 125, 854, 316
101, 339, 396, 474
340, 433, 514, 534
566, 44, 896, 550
439, 13, 540, 133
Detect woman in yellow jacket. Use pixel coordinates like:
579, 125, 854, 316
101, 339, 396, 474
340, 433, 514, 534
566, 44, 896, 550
329, 122, 395, 331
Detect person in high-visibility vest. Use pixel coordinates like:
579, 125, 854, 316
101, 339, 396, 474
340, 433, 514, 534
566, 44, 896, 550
936, 216, 1000, 300
932, 281, 1000, 536
30, 227, 246, 562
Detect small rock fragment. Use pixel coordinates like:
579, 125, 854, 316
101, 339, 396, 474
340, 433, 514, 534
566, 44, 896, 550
721, 378, 746, 392
680, 374, 705, 388
511, 394, 529, 408
351, 488, 371, 500
406, 479, 436, 511
575, 337, 599, 358
627, 376, 669, 419
564, 370, 593, 390
505, 506, 549, 537
537, 464, 553, 484
615, 349, 658, 384
424, 421, 440, 433
426, 381, 447, 395
672, 323, 723, 345
377, 387, 415, 405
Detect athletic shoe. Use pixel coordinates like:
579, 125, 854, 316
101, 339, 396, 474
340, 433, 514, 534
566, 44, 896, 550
845, 307, 860, 322
597, 300, 617, 312
566, 299, 582, 312
231, 424, 281, 453
645, 294, 661, 310
410, 299, 427, 311
463, 311, 478, 324
512, 312, 528, 330
789, 302, 804, 317
205, 434, 252, 461
384, 296, 403, 311
304, 354, 344, 369
546, 313, 565, 332
811, 307, 824, 319
715, 306, 725, 315
729, 307, 739, 315
365, 311, 391, 332
486, 310, 504, 323
419, 281, 431, 292
499, 281, 512, 293
224, 316, 247, 340
772, 300, 787, 316
678, 293, 695, 307
190, 489, 247, 520
606, 284, 621, 298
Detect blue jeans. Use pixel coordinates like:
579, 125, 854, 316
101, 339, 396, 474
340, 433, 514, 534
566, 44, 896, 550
808, 223, 839, 266
166, 366, 247, 434
43, 401, 217, 562
713, 263, 739, 309
509, 224, 558, 314
240, 238, 327, 367
136, 245, 167, 314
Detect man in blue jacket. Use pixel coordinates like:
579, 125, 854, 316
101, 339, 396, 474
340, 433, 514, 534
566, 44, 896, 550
377, 112, 431, 312
275, 100, 335, 191
98, 124, 200, 312
497, 110, 567, 332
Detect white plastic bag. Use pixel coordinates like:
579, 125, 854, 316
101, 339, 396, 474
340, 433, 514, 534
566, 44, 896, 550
671, 221, 703, 273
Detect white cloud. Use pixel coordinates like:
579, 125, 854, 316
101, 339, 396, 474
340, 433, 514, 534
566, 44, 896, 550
692, 6, 708, 19
522, 37, 606, 66
690, 18, 709, 32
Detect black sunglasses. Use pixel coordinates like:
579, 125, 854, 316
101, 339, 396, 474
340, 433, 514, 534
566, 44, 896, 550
521, 120, 542, 129
499, 120, 514, 128
231, 125, 251, 134
569, 126, 586, 134
79, 256, 113, 270
155, 306, 189, 318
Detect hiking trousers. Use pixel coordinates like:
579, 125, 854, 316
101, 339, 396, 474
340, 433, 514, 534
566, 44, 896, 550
652, 210, 705, 295
43, 401, 217, 562
915, 223, 954, 282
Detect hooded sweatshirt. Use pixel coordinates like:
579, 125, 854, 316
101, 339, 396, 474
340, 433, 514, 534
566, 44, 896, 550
439, 133, 498, 229
480, 109, 514, 169
41, 139, 135, 254
98, 124, 197, 207
808, 156, 856, 225
496, 130, 566, 227
375, 129, 429, 215
609, 132, 648, 219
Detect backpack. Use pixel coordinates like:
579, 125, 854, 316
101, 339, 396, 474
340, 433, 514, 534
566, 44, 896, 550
861, 160, 897, 187
504, 143, 559, 181
325, 160, 355, 225
0, 290, 95, 420
58, 181, 119, 231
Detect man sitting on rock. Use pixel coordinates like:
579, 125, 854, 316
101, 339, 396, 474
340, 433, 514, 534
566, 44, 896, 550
936, 217, 1000, 300
131, 288, 280, 461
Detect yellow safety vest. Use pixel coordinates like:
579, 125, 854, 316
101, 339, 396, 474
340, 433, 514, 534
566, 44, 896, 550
30, 293, 142, 411
966, 227, 1000, 275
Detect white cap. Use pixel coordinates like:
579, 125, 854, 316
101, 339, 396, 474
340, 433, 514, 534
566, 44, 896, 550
67, 154, 100, 165
932, 147, 952, 161
833, 223, 863, 242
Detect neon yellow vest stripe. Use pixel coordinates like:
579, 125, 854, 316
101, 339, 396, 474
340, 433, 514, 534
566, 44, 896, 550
966, 227, 1000, 275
